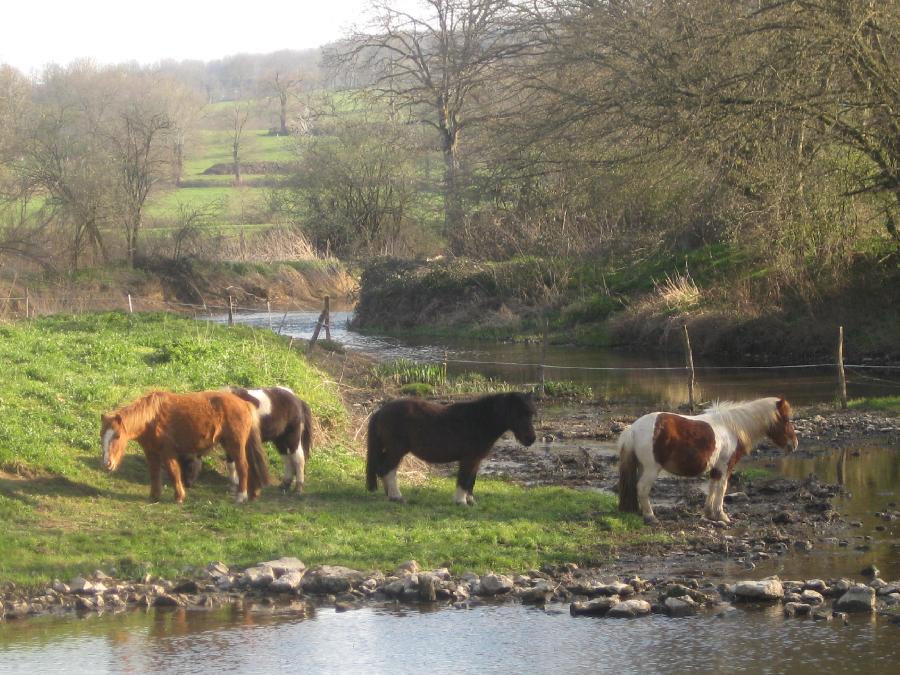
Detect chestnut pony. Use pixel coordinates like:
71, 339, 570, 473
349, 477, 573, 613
100, 390, 270, 504
618, 397, 798, 524
366, 392, 537, 505
180, 386, 313, 495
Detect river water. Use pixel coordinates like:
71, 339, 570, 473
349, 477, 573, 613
214, 310, 900, 406
2, 597, 899, 674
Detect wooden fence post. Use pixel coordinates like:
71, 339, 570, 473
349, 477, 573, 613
837, 325, 848, 409
24, 288, 29, 318
228, 296, 234, 326
267, 300, 272, 331
127, 293, 133, 314
308, 296, 329, 353
323, 296, 331, 341
682, 323, 696, 413
539, 319, 548, 397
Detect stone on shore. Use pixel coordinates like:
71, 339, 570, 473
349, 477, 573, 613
733, 577, 784, 601
570, 596, 620, 617
607, 599, 652, 618
834, 584, 876, 612
479, 574, 514, 596
664, 596, 697, 617
240, 566, 275, 588
260, 557, 306, 577
301, 566, 365, 595
270, 570, 306, 593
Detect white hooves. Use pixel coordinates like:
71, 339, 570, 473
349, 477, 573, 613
235, 491, 248, 504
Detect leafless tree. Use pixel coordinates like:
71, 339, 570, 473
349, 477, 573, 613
335, 1, 538, 235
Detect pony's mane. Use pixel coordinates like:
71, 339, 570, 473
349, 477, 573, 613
703, 397, 784, 448
111, 390, 169, 433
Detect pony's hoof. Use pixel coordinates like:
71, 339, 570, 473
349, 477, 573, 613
643, 515, 659, 525
465, 495, 476, 506
388, 496, 406, 504
279, 479, 293, 493
235, 492, 249, 504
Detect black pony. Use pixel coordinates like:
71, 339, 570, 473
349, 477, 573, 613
366, 392, 537, 505
181, 386, 313, 494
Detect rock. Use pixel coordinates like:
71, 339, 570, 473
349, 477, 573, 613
664, 596, 697, 617
270, 570, 306, 593
521, 580, 553, 605
724, 492, 750, 503
93, 570, 110, 581
733, 578, 784, 602
75, 596, 101, 611
882, 593, 900, 606
106, 594, 126, 608
335, 601, 355, 613
607, 599, 652, 618
260, 557, 306, 577
793, 541, 813, 552
803, 579, 828, 593
799, 590, 824, 605
869, 578, 888, 591
394, 560, 420, 576
240, 566, 275, 588
772, 511, 797, 524
812, 608, 833, 622
207, 562, 230, 577
827, 579, 852, 597
301, 566, 365, 595
479, 574, 514, 596
70, 577, 95, 595
52, 580, 70, 595
832, 611, 849, 624
570, 596, 620, 617
783, 602, 811, 618
154, 594, 185, 607
861, 564, 880, 577
172, 580, 199, 594
419, 573, 438, 602
834, 584, 876, 612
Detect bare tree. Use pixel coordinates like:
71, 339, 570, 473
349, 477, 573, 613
264, 70, 307, 135
336, 1, 536, 235
230, 100, 252, 185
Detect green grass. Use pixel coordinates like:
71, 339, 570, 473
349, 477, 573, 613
0, 313, 650, 587
848, 396, 900, 413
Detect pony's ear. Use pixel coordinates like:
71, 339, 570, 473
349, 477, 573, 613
776, 397, 791, 417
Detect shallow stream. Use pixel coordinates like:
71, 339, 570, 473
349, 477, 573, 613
214, 310, 900, 406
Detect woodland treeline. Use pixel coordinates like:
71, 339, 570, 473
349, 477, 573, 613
1, 1, 898, 308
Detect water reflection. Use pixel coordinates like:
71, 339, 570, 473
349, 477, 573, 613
2, 601, 899, 674
210, 311, 900, 406
752, 445, 900, 581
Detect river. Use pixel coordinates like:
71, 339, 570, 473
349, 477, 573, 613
213, 310, 900, 406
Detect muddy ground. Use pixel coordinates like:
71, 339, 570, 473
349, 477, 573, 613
313, 341, 900, 582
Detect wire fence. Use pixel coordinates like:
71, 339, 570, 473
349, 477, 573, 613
3, 289, 899, 402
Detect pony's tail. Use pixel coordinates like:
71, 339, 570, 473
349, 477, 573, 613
617, 425, 641, 513
300, 401, 313, 460
246, 418, 271, 498
366, 413, 381, 492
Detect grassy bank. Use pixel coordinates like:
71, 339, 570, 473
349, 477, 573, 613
352, 253, 900, 363
0, 313, 648, 587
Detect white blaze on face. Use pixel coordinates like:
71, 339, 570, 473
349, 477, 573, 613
102, 429, 116, 467
247, 389, 272, 417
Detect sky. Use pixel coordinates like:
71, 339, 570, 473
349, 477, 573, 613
0, 0, 389, 74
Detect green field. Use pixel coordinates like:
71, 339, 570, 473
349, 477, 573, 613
0, 313, 649, 588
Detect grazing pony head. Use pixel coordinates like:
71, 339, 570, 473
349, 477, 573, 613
504, 392, 537, 446
767, 397, 798, 453
100, 413, 128, 471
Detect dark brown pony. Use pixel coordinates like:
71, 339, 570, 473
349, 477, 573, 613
366, 392, 537, 505
100, 390, 270, 504
180, 386, 313, 495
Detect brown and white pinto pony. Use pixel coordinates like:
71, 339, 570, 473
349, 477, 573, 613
618, 397, 798, 524
100, 390, 270, 504
366, 392, 537, 505
180, 386, 313, 495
